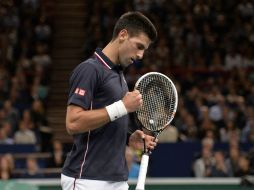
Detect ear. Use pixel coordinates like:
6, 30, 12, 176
118, 29, 128, 42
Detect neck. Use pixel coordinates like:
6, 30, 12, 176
102, 40, 119, 65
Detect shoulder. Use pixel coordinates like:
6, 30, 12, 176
74, 57, 102, 73
70, 57, 104, 80
194, 158, 203, 165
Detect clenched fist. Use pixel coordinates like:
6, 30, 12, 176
122, 90, 142, 113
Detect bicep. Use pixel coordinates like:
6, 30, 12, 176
65, 104, 110, 134
66, 104, 86, 135
66, 104, 85, 124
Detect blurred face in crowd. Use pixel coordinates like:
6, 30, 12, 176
238, 156, 249, 171
27, 157, 38, 172
53, 140, 63, 151
230, 147, 239, 161
214, 151, 224, 162
117, 30, 151, 68
202, 146, 212, 159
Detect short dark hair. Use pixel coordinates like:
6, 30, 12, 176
112, 12, 157, 42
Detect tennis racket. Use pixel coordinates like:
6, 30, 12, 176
134, 72, 178, 190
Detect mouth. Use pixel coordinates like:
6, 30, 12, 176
130, 58, 135, 64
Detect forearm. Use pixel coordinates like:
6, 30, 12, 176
66, 90, 142, 135
66, 106, 110, 135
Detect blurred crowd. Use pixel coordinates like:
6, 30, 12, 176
0, 0, 56, 179
193, 136, 254, 178
0, 139, 65, 179
0, 0, 53, 148
83, 0, 254, 178
1, 0, 254, 180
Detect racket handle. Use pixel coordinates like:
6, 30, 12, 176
135, 154, 149, 190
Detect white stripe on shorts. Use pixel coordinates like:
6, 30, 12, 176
61, 174, 129, 190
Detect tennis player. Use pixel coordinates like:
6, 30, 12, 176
61, 11, 158, 190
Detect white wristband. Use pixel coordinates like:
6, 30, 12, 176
105, 100, 128, 121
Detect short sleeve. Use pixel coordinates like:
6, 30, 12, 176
68, 62, 100, 110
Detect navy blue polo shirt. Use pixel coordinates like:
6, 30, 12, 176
62, 48, 130, 181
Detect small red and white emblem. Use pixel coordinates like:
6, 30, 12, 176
79, 89, 86, 96
75, 88, 86, 96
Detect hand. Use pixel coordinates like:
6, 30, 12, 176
122, 90, 142, 113
128, 130, 158, 152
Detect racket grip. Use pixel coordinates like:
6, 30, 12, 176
135, 154, 149, 190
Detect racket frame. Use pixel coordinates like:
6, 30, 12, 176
134, 72, 178, 131
134, 72, 178, 190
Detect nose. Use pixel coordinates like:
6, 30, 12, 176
137, 50, 144, 60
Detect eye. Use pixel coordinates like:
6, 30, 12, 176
137, 44, 145, 50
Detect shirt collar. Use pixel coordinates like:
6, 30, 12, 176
94, 48, 123, 71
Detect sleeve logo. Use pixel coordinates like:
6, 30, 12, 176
75, 88, 86, 96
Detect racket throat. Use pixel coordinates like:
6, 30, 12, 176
152, 131, 159, 138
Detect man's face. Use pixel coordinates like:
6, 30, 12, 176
118, 31, 151, 68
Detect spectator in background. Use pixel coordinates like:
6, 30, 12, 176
1, 120, 13, 138
21, 157, 44, 178
30, 77, 49, 102
32, 42, 51, 69
237, 0, 254, 20
30, 99, 48, 129
158, 126, 179, 143
47, 140, 66, 168
208, 94, 226, 129
14, 120, 36, 144
225, 145, 241, 177
201, 137, 214, 151
155, 38, 170, 67
133, 0, 150, 12
125, 146, 140, 179
235, 155, 251, 177
9, 70, 32, 113
30, 99, 50, 150
178, 113, 198, 142
198, 106, 218, 140
220, 120, 241, 143
211, 151, 229, 177
210, 50, 224, 70
241, 119, 254, 143
2, 99, 19, 129
21, 109, 34, 130
34, 15, 52, 43
0, 154, 14, 180
193, 144, 214, 177
224, 47, 243, 70
0, 127, 13, 144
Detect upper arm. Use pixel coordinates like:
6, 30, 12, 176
68, 62, 100, 110
66, 104, 84, 122
66, 104, 85, 134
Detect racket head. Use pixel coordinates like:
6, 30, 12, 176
134, 72, 178, 132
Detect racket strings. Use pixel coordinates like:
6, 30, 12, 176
136, 74, 177, 131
